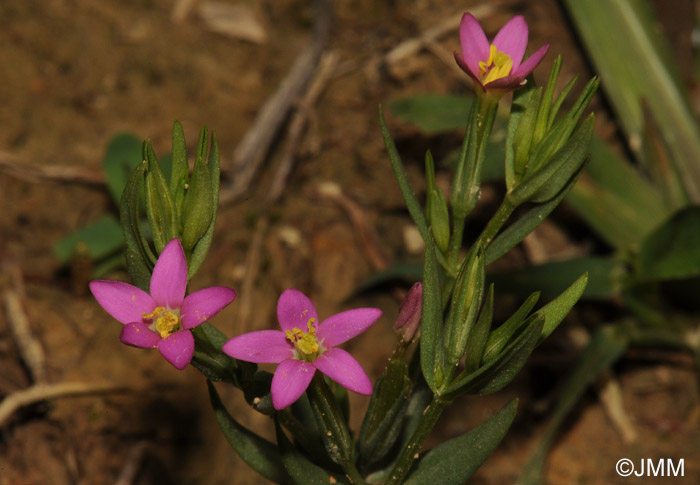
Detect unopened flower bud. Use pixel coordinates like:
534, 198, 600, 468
393, 282, 423, 342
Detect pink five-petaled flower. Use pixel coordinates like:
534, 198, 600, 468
454, 13, 549, 93
89, 238, 237, 370
222, 289, 382, 410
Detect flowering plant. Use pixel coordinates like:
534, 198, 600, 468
88, 11, 596, 484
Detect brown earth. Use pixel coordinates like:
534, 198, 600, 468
1, 0, 699, 484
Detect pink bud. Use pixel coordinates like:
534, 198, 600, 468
394, 283, 423, 342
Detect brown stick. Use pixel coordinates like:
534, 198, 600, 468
219, 0, 333, 204
0, 151, 105, 187
0, 381, 129, 427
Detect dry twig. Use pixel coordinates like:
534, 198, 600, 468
0, 151, 104, 187
0, 381, 129, 427
219, 0, 333, 203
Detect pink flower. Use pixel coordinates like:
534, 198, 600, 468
89, 239, 237, 370
223, 289, 382, 410
454, 13, 549, 92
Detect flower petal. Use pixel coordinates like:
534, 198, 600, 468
222, 330, 293, 364
120, 322, 160, 348
484, 74, 527, 91
317, 308, 382, 348
157, 329, 194, 370
314, 348, 372, 395
459, 13, 490, 79
89, 280, 156, 324
150, 239, 188, 309
271, 359, 315, 410
492, 15, 528, 68
512, 43, 549, 78
181, 286, 237, 329
276, 289, 318, 333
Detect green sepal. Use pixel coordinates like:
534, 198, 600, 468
425, 151, 451, 254
464, 283, 494, 373
181, 147, 214, 250
445, 314, 543, 398
358, 351, 411, 466
170, 120, 190, 222
420, 235, 445, 392
505, 72, 537, 191
533, 55, 564, 147
511, 86, 542, 183
119, 160, 155, 291
188, 129, 221, 279
404, 399, 518, 485
274, 418, 348, 485
207, 381, 289, 484
509, 113, 595, 205
143, 140, 179, 254
444, 245, 484, 369
482, 291, 540, 364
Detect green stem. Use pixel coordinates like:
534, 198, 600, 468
477, 198, 515, 249
385, 395, 449, 485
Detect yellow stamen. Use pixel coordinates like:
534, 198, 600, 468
142, 306, 181, 338
285, 317, 320, 359
478, 44, 513, 84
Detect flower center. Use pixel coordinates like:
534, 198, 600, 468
479, 44, 513, 84
285, 318, 320, 361
143, 306, 181, 338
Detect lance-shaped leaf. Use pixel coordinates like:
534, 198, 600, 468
358, 354, 411, 466
207, 381, 289, 483
425, 151, 450, 254
537, 272, 588, 341
54, 214, 124, 264
103, 133, 143, 204
275, 417, 348, 485
485, 159, 586, 265
505, 72, 537, 190
420, 235, 445, 392
404, 399, 518, 485
445, 314, 543, 398
637, 207, 700, 281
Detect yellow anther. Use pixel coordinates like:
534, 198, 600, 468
285, 317, 320, 358
478, 44, 513, 84
143, 306, 180, 338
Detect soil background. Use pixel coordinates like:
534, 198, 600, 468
1, 0, 699, 484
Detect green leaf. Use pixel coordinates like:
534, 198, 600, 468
489, 257, 617, 300
379, 106, 433, 248
446, 314, 543, 398
388, 94, 473, 134
518, 326, 628, 485
207, 381, 289, 483
420, 236, 444, 392
54, 215, 124, 263
404, 399, 518, 485
536, 272, 588, 341
485, 161, 585, 265
506, 72, 538, 190
275, 418, 348, 485
464, 283, 494, 373
181, 153, 213, 250
103, 133, 143, 204
638, 207, 700, 281
188, 130, 221, 279
358, 354, 411, 466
